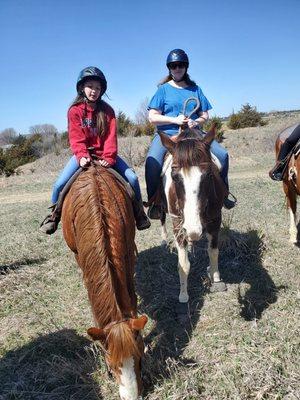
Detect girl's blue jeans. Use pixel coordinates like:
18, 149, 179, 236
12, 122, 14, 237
51, 155, 142, 204
145, 132, 229, 200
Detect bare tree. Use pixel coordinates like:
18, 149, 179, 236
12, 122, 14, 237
29, 124, 58, 137
0, 128, 17, 145
135, 98, 149, 125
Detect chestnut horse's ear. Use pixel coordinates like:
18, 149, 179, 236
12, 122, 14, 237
128, 315, 148, 331
158, 131, 176, 154
87, 327, 106, 342
203, 123, 216, 146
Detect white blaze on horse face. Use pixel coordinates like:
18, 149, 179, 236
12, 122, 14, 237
119, 357, 138, 400
182, 166, 202, 240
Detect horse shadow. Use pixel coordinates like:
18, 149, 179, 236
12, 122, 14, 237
135, 228, 281, 394
0, 329, 102, 400
0, 257, 47, 275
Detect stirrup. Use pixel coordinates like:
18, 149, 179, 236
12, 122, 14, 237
39, 217, 58, 235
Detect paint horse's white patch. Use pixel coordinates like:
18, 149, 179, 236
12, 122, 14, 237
182, 166, 202, 240
119, 356, 138, 400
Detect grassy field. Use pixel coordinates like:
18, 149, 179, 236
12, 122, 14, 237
0, 113, 299, 399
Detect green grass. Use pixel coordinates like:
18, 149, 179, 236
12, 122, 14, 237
0, 113, 299, 399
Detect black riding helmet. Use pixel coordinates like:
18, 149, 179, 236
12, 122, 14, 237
76, 66, 107, 96
166, 49, 189, 68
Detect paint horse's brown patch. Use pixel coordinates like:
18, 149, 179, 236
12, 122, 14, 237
61, 165, 147, 399
275, 130, 300, 244
159, 125, 228, 305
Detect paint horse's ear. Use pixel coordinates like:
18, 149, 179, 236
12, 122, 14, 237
87, 327, 106, 342
203, 123, 216, 146
158, 131, 176, 154
128, 315, 148, 331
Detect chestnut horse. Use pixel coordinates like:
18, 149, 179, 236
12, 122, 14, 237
275, 128, 300, 244
61, 164, 147, 400
159, 126, 227, 304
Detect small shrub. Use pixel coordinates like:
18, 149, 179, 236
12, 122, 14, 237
134, 122, 155, 137
228, 103, 267, 130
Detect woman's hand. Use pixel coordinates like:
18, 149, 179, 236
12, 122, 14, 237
79, 157, 91, 168
174, 114, 189, 126
187, 119, 199, 129
99, 159, 110, 167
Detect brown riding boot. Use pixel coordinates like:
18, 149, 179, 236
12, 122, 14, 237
132, 199, 151, 230
39, 205, 61, 235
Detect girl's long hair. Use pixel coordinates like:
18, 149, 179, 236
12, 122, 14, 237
70, 92, 110, 136
158, 72, 197, 87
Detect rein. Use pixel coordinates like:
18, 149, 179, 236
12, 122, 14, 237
182, 96, 200, 118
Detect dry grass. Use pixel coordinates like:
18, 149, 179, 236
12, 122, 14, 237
0, 113, 299, 399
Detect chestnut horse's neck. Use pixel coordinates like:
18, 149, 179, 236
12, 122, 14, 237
62, 166, 137, 328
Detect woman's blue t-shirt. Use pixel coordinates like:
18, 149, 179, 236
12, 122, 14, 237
148, 82, 212, 135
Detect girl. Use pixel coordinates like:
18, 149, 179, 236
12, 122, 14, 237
145, 49, 236, 219
40, 66, 150, 233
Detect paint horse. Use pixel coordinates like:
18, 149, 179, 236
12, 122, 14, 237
275, 126, 300, 243
62, 164, 147, 400
159, 125, 227, 303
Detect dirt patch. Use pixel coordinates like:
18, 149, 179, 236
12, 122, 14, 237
0, 191, 51, 204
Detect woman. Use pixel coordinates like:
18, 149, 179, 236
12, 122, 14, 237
40, 66, 150, 233
269, 123, 300, 181
145, 49, 236, 219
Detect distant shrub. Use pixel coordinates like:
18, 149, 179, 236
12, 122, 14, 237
204, 116, 224, 142
0, 134, 42, 176
134, 121, 155, 137
228, 103, 267, 130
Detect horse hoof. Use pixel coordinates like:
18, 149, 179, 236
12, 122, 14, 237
161, 240, 168, 248
179, 294, 189, 303
210, 281, 227, 293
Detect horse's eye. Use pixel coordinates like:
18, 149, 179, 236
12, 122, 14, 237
171, 170, 181, 182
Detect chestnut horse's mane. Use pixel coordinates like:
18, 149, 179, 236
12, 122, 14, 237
63, 166, 137, 334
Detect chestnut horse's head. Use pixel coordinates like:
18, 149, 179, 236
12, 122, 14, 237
160, 125, 224, 242
88, 315, 147, 400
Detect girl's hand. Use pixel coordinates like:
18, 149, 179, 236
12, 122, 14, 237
79, 157, 90, 167
99, 159, 110, 167
187, 119, 199, 129
174, 114, 189, 126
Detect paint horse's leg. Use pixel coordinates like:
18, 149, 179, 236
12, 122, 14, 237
206, 233, 227, 292
284, 182, 298, 243
160, 211, 168, 247
175, 239, 190, 303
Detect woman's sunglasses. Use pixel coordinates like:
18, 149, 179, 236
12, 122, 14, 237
169, 62, 186, 70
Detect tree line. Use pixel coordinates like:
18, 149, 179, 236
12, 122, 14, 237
0, 103, 266, 176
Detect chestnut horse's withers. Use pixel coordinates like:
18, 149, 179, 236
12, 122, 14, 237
159, 126, 227, 304
61, 165, 147, 400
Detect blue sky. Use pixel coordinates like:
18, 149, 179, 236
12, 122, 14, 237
1, 0, 299, 134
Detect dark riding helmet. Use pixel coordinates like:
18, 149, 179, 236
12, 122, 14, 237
76, 66, 107, 96
166, 49, 189, 68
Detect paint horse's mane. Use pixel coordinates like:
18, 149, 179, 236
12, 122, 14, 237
62, 165, 140, 367
174, 128, 212, 169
